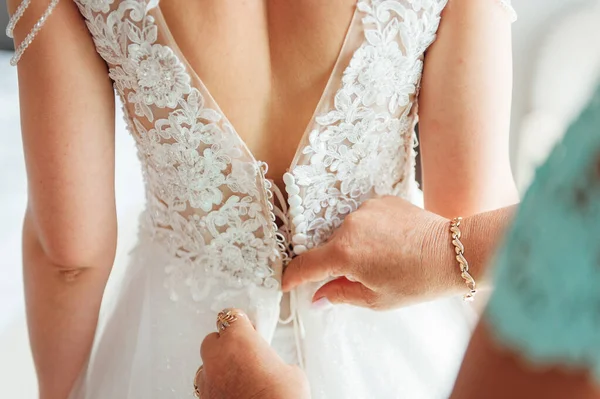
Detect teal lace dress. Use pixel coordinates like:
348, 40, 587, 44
486, 84, 600, 381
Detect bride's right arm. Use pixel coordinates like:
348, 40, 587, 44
7, 0, 116, 398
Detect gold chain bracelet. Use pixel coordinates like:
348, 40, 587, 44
450, 217, 477, 302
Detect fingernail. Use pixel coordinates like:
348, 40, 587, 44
311, 297, 333, 310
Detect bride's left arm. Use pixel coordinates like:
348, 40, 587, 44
418, 0, 519, 219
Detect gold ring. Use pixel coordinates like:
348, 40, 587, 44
216, 308, 240, 332
193, 365, 203, 398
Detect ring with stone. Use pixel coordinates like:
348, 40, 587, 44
216, 308, 240, 332
193, 365, 203, 398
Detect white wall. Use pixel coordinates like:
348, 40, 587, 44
510, 0, 590, 179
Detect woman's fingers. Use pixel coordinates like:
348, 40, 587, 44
195, 365, 206, 397
312, 277, 379, 308
282, 245, 345, 292
200, 309, 253, 361
200, 332, 220, 362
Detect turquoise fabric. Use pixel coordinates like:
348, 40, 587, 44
486, 85, 600, 382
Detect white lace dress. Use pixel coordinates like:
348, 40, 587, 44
62, 0, 511, 398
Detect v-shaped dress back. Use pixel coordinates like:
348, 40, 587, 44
65, 1, 514, 397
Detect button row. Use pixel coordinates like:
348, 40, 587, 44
283, 172, 307, 255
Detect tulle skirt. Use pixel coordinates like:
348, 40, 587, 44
71, 191, 476, 399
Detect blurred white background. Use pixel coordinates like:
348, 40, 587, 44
1, 0, 599, 397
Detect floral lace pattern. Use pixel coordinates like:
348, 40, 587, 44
498, 0, 518, 22
75, 0, 460, 303
289, 0, 447, 250
76, 0, 280, 303
77, 0, 115, 13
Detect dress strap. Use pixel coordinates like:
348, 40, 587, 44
5, 0, 31, 37
278, 289, 306, 370
6, 0, 61, 66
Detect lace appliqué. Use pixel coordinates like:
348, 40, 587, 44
486, 89, 600, 382
76, 0, 451, 304
76, 0, 279, 303
289, 0, 447, 249
497, 0, 517, 22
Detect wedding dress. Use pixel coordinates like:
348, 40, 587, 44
10, 0, 515, 398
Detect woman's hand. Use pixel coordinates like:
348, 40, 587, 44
282, 196, 463, 310
198, 309, 309, 399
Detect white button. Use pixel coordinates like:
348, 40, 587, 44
288, 195, 302, 208
294, 245, 307, 254
293, 234, 307, 245
295, 222, 307, 233
285, 184, 300, 196
289, 206, 304, 217
292, 214, 306, 225
283, 173, 296, 186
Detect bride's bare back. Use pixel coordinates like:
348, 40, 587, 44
8, 0, 357, 185
161, 0, 356, 181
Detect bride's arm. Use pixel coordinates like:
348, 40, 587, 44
418, 0, 519, 219
8, 1, 116, 398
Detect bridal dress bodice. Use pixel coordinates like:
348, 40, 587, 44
62, 0, 513, 398
75, 0, 447, 307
